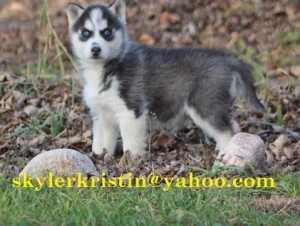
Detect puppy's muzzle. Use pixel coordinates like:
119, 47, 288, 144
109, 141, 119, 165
91, 46, 101, 57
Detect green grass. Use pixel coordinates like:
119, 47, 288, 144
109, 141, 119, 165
276, 101, 284, 126
275, 22, 300, 67
274, 173, 300, 197
1, 173, 299, 226
276, 22, 300, 48
5, 109, 68, 140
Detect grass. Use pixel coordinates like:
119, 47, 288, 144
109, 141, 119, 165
0, 173, 299, 226
276, 22, 300, 48
275, 21, 300, 67
50, 111, 64, 137
2, 3, 78, 141
5, 109, 68, 140
236, 39, 266, 82
1, 2, 300, 226
276, 101, 284, 126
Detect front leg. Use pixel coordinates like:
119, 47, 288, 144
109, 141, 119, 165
92, 113, 119, 158
119, 111, 147, 157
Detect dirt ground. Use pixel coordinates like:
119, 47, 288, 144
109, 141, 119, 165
0, 0, 299, 178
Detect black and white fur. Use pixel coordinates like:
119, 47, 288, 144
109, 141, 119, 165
66, 0, 264, 159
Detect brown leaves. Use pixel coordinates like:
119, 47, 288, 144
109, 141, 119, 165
159, 11, 180, 29
151, 130, 177, 150
1, 90, 24, 111
264, 132, 300, 174
139, 33, 156, 45
88, 128, 213, 180
0, 72, 92, 175
256, 196, 300, 215
269, 134, 290, 160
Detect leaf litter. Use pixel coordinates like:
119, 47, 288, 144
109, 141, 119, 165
0, 0, 299, 183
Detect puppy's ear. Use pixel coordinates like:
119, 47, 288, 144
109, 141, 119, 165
67, 3, 84, 26
109, 0, 126, 24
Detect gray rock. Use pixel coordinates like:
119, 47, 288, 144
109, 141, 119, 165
214, 132, 265, 168
19, 149, 99, 178
24, 105, 38, 116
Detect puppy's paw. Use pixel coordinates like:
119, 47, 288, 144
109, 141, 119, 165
92, 146, 107, 158
92, 149, 114, 163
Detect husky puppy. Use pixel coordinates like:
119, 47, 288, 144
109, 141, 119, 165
66, 0, 264, 159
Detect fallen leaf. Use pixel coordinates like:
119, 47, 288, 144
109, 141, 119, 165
269, 134, 290, 160
28, 134, 47, 147
160, 11, 172, 25
68, 136, 82, 144
118, 150, 134, 168
283, 147, 294, 160
139, 33, 155, 45
290, 66, 300, 77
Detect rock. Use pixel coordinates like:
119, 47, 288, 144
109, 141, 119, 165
214, 133, 265, 169
19, 149, 99, 178
24, 105, 38, 116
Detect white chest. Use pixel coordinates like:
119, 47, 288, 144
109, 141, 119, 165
81, 65, 126, 117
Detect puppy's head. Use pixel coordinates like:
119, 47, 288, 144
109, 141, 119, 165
67, 0, 126, 62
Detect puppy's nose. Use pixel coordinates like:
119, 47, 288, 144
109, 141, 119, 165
91, 46, 101, 56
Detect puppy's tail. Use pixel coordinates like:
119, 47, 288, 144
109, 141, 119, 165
233, 60, 264, 113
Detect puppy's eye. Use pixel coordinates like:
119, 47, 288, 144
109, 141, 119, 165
101, 28, 113, 39
82, 29, 91, 38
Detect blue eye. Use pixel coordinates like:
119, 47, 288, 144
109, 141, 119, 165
101, 28, 113, 39
82, 29, 91, 38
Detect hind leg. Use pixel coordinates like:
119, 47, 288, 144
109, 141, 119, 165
185, 105, 235, 151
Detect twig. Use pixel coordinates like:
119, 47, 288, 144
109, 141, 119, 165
46, 13, 78, 71
173, 164, 185, 179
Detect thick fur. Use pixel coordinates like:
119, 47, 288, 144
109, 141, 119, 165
67, 0, 264, 158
